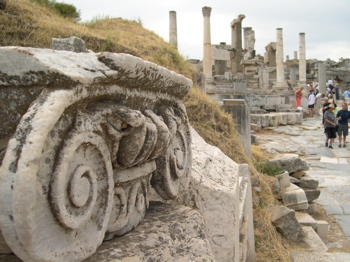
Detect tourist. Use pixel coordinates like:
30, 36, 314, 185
335, 85, 340, 100
295, 87, 303, 108
343, 87, 350, 104
324, 104, 337, 149
336, 103, 350, 147
307, 89, 316, 117
315, 93, 325, 116
322, 98, 337, 125
327, 78, 334, 89
315, 83, 319, 95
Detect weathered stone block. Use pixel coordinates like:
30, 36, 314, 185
290, 252, 335, 262
270, 206, 306, 242
161, 127, 256, 262
301, 226, 328, 252
52, 36, 88, 53
305, 203, 319, 215
281, 184, 309, 211
290, 176, 300, 184
295, 212, 317, 229
277, 171, 290, 188
84, 202, 215, 262
269, 154, 309, 173
290, 171, 306, 179
299, 175, 319, 189
304, 188, 321, 202
316, 220, 329, 243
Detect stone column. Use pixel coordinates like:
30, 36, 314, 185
294, 51, 298, 60
230, 14, 245, 74
273, 28, 288, 89
318, 62, 327, 95
202, 6, 213, 77
169, 11, 178, 49
299, 33, 306, 85
290, 67, 297, 85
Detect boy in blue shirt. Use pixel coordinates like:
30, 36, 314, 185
336, 103, 350, 147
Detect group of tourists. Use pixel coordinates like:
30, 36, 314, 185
294, 82, 350, 149
323, 101, 350, 148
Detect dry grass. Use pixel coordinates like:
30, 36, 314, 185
184, 87, 250, 164
0, 0, 194, 78
1, 1, 292, 260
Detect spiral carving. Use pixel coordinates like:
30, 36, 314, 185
151, 107, 192, 200
50, 131, 113, 232
106, 174, 150, 238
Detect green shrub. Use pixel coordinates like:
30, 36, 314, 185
254, 162, 283, 176
30, 0, 80, 21
53, 2, 80, 20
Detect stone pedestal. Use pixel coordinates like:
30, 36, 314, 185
230, 14, 245, 74
222, 99, 251, 158
299, 33, 306, 85
202, 6, 213, 78
273, 28, 288, 90
318, 62, 327, 95
169, 11, 178, 49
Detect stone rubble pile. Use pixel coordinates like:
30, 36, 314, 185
269, 154, 329, 251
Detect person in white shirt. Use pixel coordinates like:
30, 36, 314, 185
327, 78, 334, 88
307, 89, 316, 117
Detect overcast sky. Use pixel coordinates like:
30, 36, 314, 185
63, 0, 350, 62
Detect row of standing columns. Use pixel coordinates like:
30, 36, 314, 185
170, 8, 318, 91
198, 7, 310, 89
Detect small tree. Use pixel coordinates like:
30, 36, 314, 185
53, 2, 80, 21
29, 0, 81, 22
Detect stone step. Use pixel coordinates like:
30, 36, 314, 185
290, 252, 350, 262
290, 252, 335, 262
295, 212, 317, 230
301, 226, 328, 252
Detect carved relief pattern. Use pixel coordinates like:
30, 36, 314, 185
0, 49, 192, 262
151, 107, 192, 200
51, 103, 191, 239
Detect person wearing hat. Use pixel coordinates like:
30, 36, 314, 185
324, 104, 337, 148
295, 86, 303, 108
322, 98, 337, 125
307, 89, 316, 117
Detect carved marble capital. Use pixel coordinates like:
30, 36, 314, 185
0, 47, 192, 262
202, 6, 212, 17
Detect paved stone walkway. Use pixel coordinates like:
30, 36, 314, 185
255, 117, 350, 242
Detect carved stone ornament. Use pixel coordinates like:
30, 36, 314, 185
0, 47, 192, 262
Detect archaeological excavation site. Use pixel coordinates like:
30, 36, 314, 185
1, 0, 350, 261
